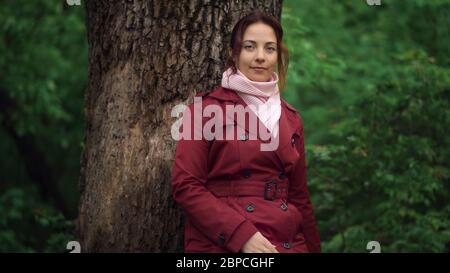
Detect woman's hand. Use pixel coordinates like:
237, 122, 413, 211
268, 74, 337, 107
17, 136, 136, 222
241, 232, 279, 253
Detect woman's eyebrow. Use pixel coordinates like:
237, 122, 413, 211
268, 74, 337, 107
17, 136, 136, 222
243, 40, 277, 45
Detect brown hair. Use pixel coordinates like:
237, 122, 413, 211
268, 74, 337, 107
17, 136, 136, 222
226, 11, 289, 91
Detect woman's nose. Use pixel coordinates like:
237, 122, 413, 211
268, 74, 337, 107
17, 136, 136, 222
255, 49, 265, 63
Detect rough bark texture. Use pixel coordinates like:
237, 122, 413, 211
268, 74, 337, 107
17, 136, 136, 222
78, 0, 282, 252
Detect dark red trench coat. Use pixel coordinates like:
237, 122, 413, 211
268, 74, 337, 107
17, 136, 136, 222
171, 86, 321, 253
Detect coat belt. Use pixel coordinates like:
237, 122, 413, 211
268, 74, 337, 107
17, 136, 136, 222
206, 179, 288, 200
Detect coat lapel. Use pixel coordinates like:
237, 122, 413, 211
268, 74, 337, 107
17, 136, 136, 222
273, 104, 299, 166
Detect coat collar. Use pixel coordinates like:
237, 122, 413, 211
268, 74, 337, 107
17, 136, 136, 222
203, 86, 299, 122
204, 86, 240, 103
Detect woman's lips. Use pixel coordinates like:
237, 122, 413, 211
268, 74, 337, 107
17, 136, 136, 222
251, 67, 267, 72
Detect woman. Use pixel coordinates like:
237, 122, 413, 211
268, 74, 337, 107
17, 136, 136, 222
171, 11, 321, 253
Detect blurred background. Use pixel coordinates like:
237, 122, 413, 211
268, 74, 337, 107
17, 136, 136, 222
0, 0, 448, 252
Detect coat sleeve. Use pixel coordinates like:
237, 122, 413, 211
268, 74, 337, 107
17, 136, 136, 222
288, 115, 322, 253
171, 101, 258, 253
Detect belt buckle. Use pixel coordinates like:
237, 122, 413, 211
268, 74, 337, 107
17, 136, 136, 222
264, 179, 277, 201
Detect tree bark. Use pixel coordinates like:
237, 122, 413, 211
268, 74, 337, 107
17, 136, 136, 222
78, 0, 282, 252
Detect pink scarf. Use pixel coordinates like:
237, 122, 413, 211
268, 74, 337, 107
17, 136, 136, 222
221, 67, 281, 138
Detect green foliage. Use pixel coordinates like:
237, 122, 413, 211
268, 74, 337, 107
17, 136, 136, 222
1, 0, 86, 138
309, 65, 450, 252
0, 0, 86, 251
0, 187, 76, 252
282, 0, 450, 252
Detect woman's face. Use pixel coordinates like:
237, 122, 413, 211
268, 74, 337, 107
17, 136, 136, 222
235, 22, 278, 82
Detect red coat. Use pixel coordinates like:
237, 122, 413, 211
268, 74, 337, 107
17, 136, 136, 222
171, 86, 321, 253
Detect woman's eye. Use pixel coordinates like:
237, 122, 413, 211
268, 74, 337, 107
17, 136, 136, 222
244, 45, 254, 50
267, 47, 276, 52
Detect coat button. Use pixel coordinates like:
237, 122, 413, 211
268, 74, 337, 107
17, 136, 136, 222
242, 169, 252, 178
280, 203, 288, 211
218, 234, 226, 246
240, 134, 249, 141
278, 172, 286, 180
283, 242, 291, 249
246, 203, 254, 212
291, 137, 296, 145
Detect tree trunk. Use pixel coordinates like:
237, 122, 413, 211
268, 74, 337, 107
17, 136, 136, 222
78, 0, 282, 252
